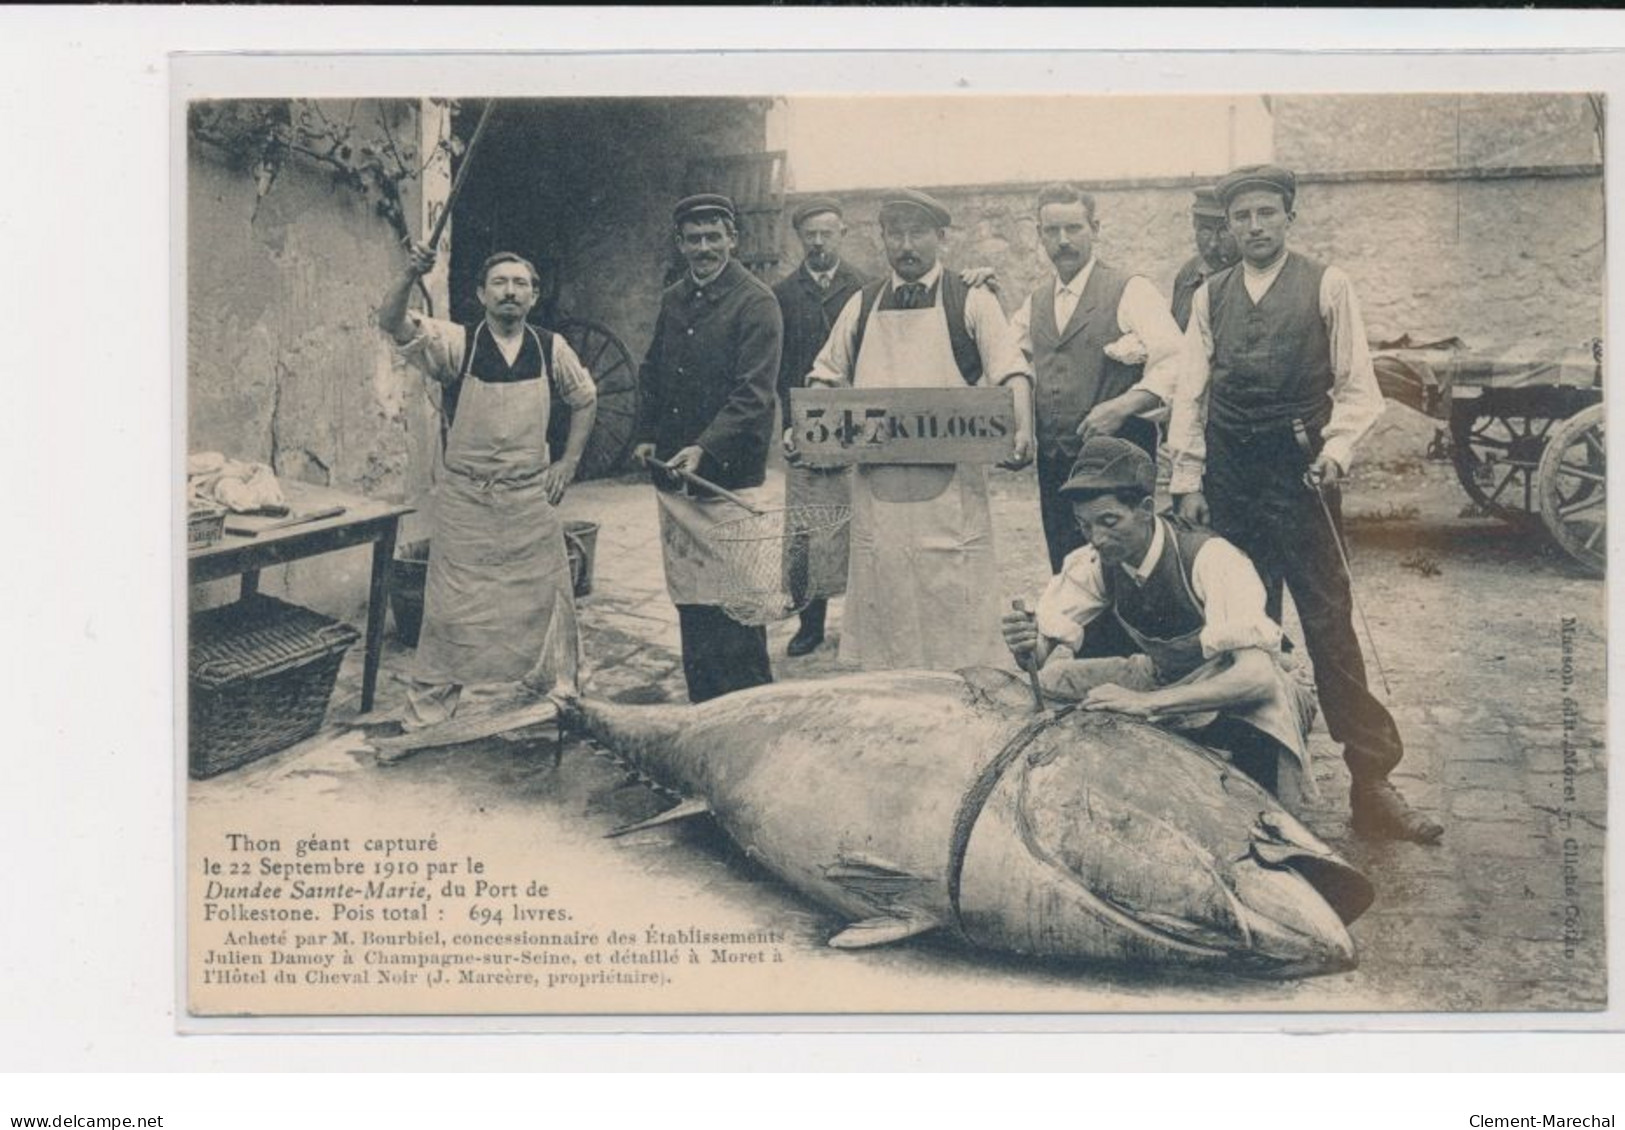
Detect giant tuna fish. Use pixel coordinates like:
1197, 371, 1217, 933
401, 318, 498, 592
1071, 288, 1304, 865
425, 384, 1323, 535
555, 667, 1374, 980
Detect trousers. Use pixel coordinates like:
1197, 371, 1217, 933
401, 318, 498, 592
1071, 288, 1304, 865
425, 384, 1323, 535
1203, 423, 1402, 783
676, 604, 773, 704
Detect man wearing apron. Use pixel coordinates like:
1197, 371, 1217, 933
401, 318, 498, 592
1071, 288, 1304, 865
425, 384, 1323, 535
1001, 437, 1316, 801
800, 189, 1034, 671
633, 194, 784, 703
772, 197, 866, 658
380, 244, 597, 733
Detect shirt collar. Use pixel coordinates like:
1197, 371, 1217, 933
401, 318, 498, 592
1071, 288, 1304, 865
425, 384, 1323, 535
806, 260, 841, 285
1123, 516, 1166, 584
1242, 250, 1289, 287
890, 261, 943, 291
688, 258, 743, 298
1056, 256, 1097, 297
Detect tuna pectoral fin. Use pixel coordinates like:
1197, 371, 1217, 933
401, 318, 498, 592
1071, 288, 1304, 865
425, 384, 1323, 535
828, 914, 941, 950
606, 797, 711, 839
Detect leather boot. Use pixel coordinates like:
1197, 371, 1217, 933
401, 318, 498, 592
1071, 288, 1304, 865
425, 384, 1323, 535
1351, 778, 1444, 844
787, 599, 827, 657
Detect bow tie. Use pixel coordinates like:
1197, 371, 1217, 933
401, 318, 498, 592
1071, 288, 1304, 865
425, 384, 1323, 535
895, 282, 928, 309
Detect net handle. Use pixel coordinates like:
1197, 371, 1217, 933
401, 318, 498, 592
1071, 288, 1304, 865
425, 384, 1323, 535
643, 455, 767, 515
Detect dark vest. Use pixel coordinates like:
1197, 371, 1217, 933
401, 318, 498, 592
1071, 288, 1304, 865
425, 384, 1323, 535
1029, 263, 1143, 460
1207, 252, 1334, 434
1101, 518, 1213, 683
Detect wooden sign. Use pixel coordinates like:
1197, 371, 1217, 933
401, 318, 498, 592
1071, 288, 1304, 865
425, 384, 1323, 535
790, 387, 1018, 466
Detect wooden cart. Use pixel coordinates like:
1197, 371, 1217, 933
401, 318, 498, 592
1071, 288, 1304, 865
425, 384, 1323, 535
1373, 338, 1605, 576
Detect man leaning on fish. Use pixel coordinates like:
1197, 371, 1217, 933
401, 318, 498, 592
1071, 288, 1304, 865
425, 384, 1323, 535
1002, 436, 1319, 804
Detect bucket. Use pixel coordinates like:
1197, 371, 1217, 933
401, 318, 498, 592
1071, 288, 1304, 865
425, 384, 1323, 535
564, 520, 599, 598
388, 540, 432, 647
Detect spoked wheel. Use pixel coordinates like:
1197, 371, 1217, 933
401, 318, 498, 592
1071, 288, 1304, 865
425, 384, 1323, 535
1449, 400, 1556, 522
544, 317, 640, 480
1537, 403, 1606, 577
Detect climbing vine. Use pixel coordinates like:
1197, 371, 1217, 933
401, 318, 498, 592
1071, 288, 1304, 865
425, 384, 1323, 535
188, 98, 462, 241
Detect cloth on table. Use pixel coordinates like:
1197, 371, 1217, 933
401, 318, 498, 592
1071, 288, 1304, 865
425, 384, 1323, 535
187, 452, 287, 513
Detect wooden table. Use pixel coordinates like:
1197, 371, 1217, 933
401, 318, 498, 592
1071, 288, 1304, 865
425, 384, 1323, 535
188, 483, 414, 714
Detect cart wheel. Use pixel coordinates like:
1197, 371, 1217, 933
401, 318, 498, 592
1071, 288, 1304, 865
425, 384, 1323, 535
553, 318, 640, 480
1537, 403, 1605, 577
1449, 401, 1556, 522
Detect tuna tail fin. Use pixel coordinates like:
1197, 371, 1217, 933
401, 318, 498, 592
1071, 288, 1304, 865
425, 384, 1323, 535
828, 914, 941, 950
606, 796, 711, 838
1250, 812, 1376, 924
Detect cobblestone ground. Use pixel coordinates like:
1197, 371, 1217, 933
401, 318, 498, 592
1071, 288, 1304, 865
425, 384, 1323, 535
193, 425, 1608, 1015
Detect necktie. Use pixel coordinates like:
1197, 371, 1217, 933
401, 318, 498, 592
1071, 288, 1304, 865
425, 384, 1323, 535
897, 282, 926, 309
818, 273, 831, 292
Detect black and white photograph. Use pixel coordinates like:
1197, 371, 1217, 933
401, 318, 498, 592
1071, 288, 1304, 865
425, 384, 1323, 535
177, 72, 1609, 1020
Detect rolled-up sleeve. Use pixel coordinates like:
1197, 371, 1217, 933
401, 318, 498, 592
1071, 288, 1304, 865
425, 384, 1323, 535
1119, 276, 1186, 405
1318, 266, 1386, 474
966, 286, 1032, 388
1189, 538, 1282, 658
1166, 284, 1215, 496
1035, 546, 1110, 653
548, 335, 597, 409
395, 312, 464, 385
806, 292, 863, 388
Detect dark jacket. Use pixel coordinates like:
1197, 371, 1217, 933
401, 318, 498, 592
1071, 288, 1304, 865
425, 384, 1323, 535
1170, 253, 1208, 333
636, 258, 784, 491
772, 259, 867, 428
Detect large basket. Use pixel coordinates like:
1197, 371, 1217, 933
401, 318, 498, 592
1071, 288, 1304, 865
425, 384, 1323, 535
189, 595, 360, 778
706, 503, 852, 626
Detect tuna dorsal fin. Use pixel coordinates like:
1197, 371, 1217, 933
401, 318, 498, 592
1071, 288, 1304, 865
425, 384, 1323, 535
605, 797, 711, 839
828, 914, 940, 950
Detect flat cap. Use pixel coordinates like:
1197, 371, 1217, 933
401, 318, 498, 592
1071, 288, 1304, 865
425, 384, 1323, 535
1214, 164, 1297, 209
878, 188, 952, 228
672, 193, 737, 226
791, 197, 844, 229
1190, 186, 1226, 219
1058, 436, 1156, 500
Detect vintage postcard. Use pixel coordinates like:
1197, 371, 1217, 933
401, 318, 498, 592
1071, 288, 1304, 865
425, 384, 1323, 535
178, 55, 1610, 1023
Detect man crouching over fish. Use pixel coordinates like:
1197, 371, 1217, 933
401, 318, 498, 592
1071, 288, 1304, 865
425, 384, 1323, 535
1002, 435, 1315, 801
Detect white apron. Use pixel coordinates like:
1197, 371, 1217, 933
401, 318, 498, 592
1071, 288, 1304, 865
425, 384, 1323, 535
842, 297, 1006, 669
414, 355, 579, 690
656, 485, 771, 605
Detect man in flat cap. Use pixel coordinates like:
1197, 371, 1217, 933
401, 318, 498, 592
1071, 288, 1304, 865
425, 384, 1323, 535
1167, 164, 1443, 842
633, 193, 784, 702
1010, 182, 1187, 581
772, 198, 867, 657
1002, 436, 1316, 799
1170, 186, 1241, 332
794, 188, 1034, 670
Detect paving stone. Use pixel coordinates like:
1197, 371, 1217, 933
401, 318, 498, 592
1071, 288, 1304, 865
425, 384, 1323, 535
1448, 787, 1531, 822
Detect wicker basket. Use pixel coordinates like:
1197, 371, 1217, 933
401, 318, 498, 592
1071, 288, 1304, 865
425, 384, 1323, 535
189, 595, 360, 778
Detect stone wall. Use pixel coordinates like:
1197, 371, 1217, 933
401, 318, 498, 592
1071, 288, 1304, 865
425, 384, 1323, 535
1273, 93, 1601, 173
776, 180, 1204, 324
776, 94, 1605, 357
187, 99, 439, 618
